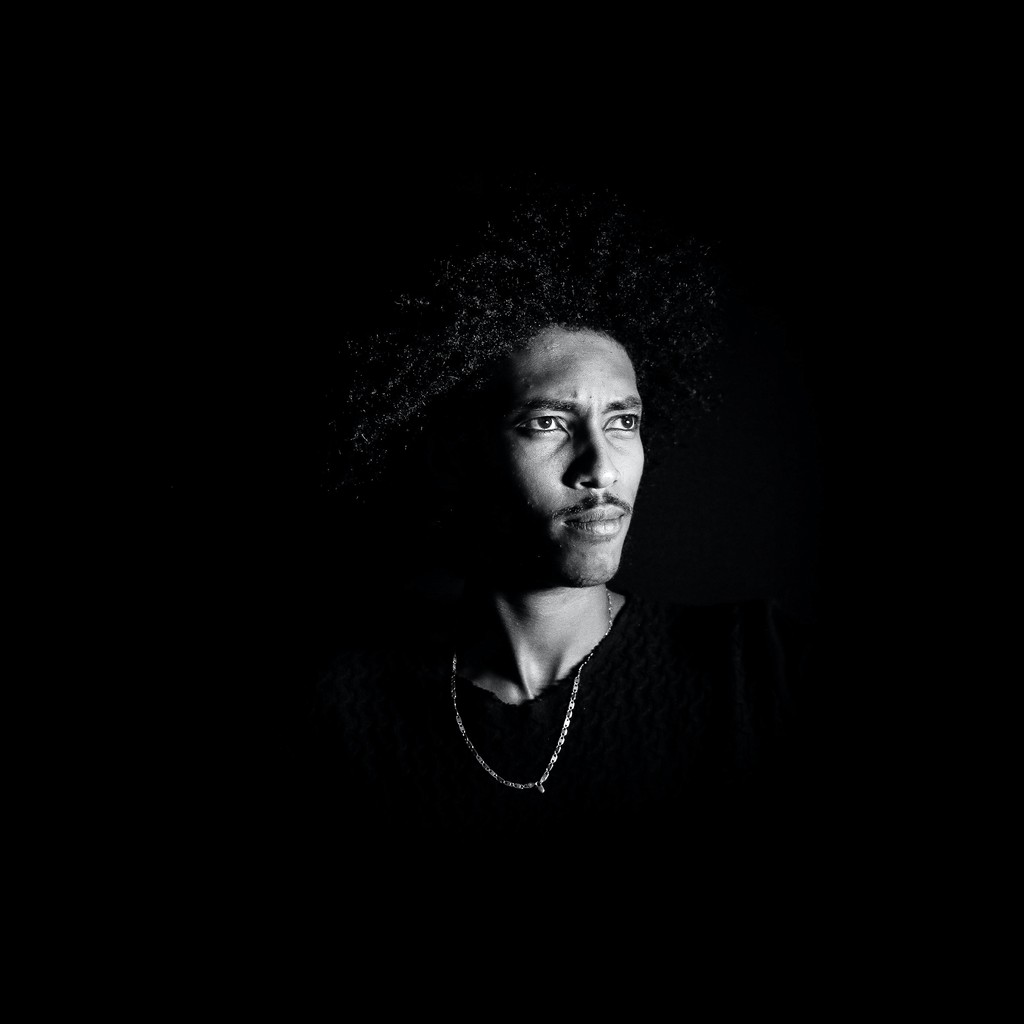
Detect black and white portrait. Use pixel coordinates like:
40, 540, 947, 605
155, 159, 878, 915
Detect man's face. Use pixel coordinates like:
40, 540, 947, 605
479, 326, 644, 588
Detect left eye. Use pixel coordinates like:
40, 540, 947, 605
611, 415, 639, 430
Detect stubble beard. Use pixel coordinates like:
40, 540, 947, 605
459, 499, 633, 590
488, 528, 628, 590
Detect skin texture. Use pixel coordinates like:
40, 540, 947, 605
489, 326, 644, 589
458, 327, 644, 704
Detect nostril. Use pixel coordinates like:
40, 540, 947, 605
564, 433, 621, 490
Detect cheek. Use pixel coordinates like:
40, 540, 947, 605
609, 439, 644, 490
505, 445, 563, 507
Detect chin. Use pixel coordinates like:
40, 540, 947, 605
476, 530, 627, 589
561, 570, 619, 588
554, 553, 622, 588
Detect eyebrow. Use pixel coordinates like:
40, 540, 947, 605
511, 396, 643, 416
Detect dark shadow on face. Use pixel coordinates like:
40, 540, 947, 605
445, 327, 645, 591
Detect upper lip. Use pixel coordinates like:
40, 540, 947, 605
563, 507, 626, 524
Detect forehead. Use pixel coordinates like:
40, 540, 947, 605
499, 327, 638, 397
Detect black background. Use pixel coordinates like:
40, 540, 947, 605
69, 35, 993, 975
146, 150, 894, 805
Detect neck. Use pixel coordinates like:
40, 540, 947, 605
459, 582, 617, 704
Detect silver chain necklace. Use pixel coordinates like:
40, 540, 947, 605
450, 591, 613, 795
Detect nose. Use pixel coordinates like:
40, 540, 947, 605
565, 428, 619, 491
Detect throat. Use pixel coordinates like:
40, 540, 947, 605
456, 585, 617, 704
469, 665, 570, 705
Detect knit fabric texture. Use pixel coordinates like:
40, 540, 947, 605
290, 592, 815, 854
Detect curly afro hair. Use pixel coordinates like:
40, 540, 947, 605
322, 182, 723, 502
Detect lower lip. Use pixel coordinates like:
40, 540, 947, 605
562, 517, 624, 540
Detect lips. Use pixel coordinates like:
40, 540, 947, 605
562, 507, 627, 536
564, 508, 625, 524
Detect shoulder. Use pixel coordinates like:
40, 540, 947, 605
630, 591, 813, 653
613, 591, 818, 702
311, 587, 458, 712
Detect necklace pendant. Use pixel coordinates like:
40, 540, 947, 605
536, 781, 545, 794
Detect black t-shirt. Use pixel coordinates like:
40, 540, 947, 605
282, 592, 820, 860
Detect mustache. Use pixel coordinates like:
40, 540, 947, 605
549, 495, 634, 521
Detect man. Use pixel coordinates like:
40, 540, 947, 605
289, 185, 816, 860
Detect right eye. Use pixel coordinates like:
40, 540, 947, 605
519, 416, 563, 432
